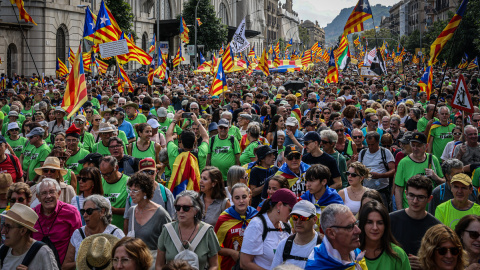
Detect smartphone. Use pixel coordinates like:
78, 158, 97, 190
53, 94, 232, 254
182, 112, 192, 119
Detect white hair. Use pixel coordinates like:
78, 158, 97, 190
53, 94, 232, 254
36, 178, 61, 194
118, 97, 126, 103
190, 102, 199, 109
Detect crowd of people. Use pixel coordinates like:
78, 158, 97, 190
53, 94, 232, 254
0, 62, 480, 270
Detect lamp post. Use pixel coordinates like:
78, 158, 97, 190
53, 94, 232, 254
157, 0, 160, 61
194, 0, 201, 69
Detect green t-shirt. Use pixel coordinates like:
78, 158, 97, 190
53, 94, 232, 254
430, 124, 455, 160
328, 150, 348, 189
90, 98, 101, 110
158, 118, 182, 135
395, 154, 444, 208
63, 168, 72, 186
125, 113, 147, 136
417, 100, 428, 109
208, 135, 240, 181
79, 132, 95, 152
167, 141, 209, 174
228, 126, 242, 142
93, 142, 111, 156
102, 174, 129, 229
118, 130, 128, 146
365, 244, 411, 270
0, 111, 4, 121
21, 108, 34, 116
1, 105, 10, 115
417, 117, 439, 133
28, 143, 52, 181
131, 141, 156, 160
2, 121, 22, 136
66, 148, 90, 175
21, 142, 34, 171
435, 200, 480, 229
6, 136, 27, 157
240, 141, 261, 166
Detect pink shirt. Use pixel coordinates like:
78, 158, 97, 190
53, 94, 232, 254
33, 200, 82, 264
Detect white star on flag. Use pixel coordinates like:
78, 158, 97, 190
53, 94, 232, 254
100, 15, 109, 25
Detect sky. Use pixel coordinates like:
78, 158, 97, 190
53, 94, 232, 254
292, 0, 399, 28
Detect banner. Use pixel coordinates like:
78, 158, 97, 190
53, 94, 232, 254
230, 18, 250, 53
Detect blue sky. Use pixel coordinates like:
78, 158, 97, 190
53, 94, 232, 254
292, 0, 399, 27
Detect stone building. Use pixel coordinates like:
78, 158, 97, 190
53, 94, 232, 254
300, 19, 325, 49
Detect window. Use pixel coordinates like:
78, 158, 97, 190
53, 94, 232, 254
7, 43, 17, 78
142, 32, 148, 52
219, 3, 229, 25
56, 27, 66, 64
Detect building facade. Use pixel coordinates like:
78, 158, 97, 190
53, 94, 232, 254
300, 20, 325, 49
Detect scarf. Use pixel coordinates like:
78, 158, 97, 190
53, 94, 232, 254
305, 238, 367, 270
277, 161, 310, 188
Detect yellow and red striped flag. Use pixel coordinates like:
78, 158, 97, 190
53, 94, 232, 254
147, 61, 155, 86
118, 65, 133, 92
209, 58, 228, 96
354, 36, 361, 46
324, 50, 338, 83
116, 33, 153, 65
429, 0, 468, 66
343, 0, 372, 35
222, 43, 234, 72
258, 48, 270, 76
56, 58, 69, 77
180, 16, 190, 44
173, 44, 184, 68
322, 49, 329, 62
94, 0, 120, 44
61, 44, 88, 118
248, 45, 256, 58
418, 65, 433, 99
274, 41, 280, 56
467, 57, 478, 70
148, 34, 156, 54
68, 48, 75, 66
168, 152, 201, 197
96, 59, 108, 74
196, 18, 202, 26
10, 0, 37, 25
273, 52, 281, 67
302, 50, 312, 66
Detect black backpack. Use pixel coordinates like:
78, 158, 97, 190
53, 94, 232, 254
282, 234, 323, 262
257, 214, 291, 241
209, 135, 235, 154
0, 241, 51, 268
359, 147, 389, 172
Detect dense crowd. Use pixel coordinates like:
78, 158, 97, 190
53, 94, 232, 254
0, 61, 480, 270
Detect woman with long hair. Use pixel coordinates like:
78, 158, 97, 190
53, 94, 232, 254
129, 123, 162, 165
396, 103, 409, 124
418, 224, 467, 270
266, 115, 284, 145
338, 162, 370, 215
71, 167, 104, 213
359, 200, 410, 269
200, 167, 231, 226
455, 215, 480, 268
385, 101, 395, 116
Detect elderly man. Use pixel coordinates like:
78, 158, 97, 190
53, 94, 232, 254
93, 123, 119, 156
27, 127, 51, 183
427, 106, 455, 160
454, 125, 480, 165
108, 136, 139, 176
306, 204, 366, 270
123, 101, 146, 134
221, 111, 242, 142
207, 117, 240, 181
275, 145, 311, 199
114, 107, 135, 143
320, 130, 347, 189
189, 102, 201, 117
0, 203, 59, 269
32, 178, 82, 266
418, 104, 438, 135
99, 156, 129, 230
387, 116, 404, 148
157, 107, 182, 136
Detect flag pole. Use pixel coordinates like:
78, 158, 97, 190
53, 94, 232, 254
10, 3, 40, 77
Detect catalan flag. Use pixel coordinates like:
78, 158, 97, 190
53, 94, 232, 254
148, 34, 156, 54
418, 65, 433, 100
343, 0, 372, 35
429, 0, 468, 66
324, 50, 338, 83
83, 53, 93, 72
196, 18, 202, 27
311, 42, 322, 54
68, 48, 75, 66
180, 16, 190, 44
0, 76, 6, 90
322, 49, 329, 62
83, 6, 97, 42
268, 44, 273, 55
61, 44, 88, 119
442, 60, 447, 67
273, 51, 281, 67
412, 55, 419, 64
222, 43, 234, 72
245, 56, 254, 75
168, 152, 201, 197
56, 58, 69, 77
302, 50, 312, 66
96, 59, 108, 74
210, 58, 228, 96
10, 0, 36, 25
467, 57, 478, 70
354, 36, 361, 46
116, 33, 153, 65
155, 52, 168, 79
248, 45, 256, 58
286, 38, 293, 49
117, 78, 124, 93
118, 65, 133, 92
94, 0, 119, 44
173, 44, 184, 68
274, 41, 280, 55
458, 58, 468, 69
147, 61, 155, 86
258, 48, 270, 76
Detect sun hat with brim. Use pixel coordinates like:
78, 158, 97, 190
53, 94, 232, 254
34, 157, 67, 176
76, 234, 120, 270
100, 108, 112, 118
98, 123, 116, 133
0, 203, 38, 232
0, 173, 12, 194
122, 101, 139, 110
7, 122, 19, 131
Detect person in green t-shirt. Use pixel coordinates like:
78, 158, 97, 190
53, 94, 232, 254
2, 111, 22, 136
395, 132, 444, 210
207, 119, 241, 181
157, 108, 182, 135
417, 104, 438, 134
26, 127, 52, 183
427, 106, 455, 160
92, 123, 127, 156
72, 115, 95, 152
65, 125, 90, 175
5, 122, 27, 157
435, 173, 480, 230
123, 102, 147, 137
239, 124, 261, 166
100, 155, 129, 230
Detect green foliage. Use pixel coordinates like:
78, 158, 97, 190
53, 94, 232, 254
105, 0, 135, 38
404, 30, 421, 53
298, 25, 310, 49
358, 28, 399, 49
181, 0, 228, 52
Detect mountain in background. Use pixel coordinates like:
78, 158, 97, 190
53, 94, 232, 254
324, 4, 391, 45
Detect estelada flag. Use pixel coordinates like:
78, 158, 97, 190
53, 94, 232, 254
118, 65, 133, 92
93, 0, 120, 44
68, 48, 76, 66
343, 0, 372, 35
168, 152, 200, 197
62, 45, 88, 119
258, 48, 270, 76
10, 0, 36, 25
324, 49, 339, 83
180, 16, 190, 44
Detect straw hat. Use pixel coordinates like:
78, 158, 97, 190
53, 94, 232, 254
34, 157, 68, 176
0, 203, 38, 232
98, 122, 116, 133
76, 234, 120, 270
122, 101, 139, 110
0, 173, 12, 194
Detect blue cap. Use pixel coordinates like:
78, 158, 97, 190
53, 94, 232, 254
208, 122, 218, 132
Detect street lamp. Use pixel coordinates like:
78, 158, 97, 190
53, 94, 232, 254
194, 0, 202, 69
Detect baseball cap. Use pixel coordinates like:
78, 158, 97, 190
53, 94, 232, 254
256, 145, 277, 161
285, 117, 298, 127
365, 108, 377, 114
410, 132, 427, 144
139, 158, 156, 172
238, 114, 252, 121
208, 122, 218, 132
284, 144, 302, 157
405, 100, 414, 106
147, 119, 160, 129
79, 153, 103, 166
27, 127, 45, 138
303, 120, 316, 127
157, 107, 167, 118
74, 115, 87, 122
114, 107, 125, 115
218, 118, 230, 128
451, 173, 472, 186
303, 131, 321, 143
55, 106, 66, 113
291, 200, 316, 217
7, 122, 19, 131
270, 188, 298, 209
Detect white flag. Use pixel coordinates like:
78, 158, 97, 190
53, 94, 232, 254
363, 47, 376, 67
230, 18, 250, 53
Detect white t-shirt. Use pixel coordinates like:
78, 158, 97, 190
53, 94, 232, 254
241, 213, 290, 269
359, 147, 394, 190
441, 140, 459, 161
269, 232, 321, 270
70, 224, 125, 259
1, 243, 59, 270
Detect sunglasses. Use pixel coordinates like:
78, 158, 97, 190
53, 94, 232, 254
42, 169, 57, 174
453, 132, 462, 136
9, 129, 19, 132
78, 177, 93, 182
174, 205, 192, 212
287, 154, 301, 160
141, 170, 155, 175
352, 136, 363, 139
321, 140, 330, 145
333, 129, 344, 133
85, 111, 93, 113
370, 119, 379, 123
10, 197, 25, 204
435, 247, 460, 256
291, 214, 315, 222
345, 172, 359, 177
465, 230, 480, 239
80, 207, 101, 215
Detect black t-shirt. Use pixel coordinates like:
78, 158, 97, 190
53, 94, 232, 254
390, 209, 441, 255
405, 118, 417, 131
302, 152, 341, 186
249, 166, 278, 208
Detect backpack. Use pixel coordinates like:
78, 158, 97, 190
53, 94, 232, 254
359, 147, 389, 172
282, 234, 323, 262
258, 214, 291, 241
164, 223, 211, 270
0, 241, 48, 268
209, 135, 235, 154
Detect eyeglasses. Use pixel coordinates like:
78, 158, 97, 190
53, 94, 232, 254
94, 118, 101, 121
218, 126, 228, 130
128, 188, 141, 194
291, 214, 315, 222
80, 207, 101, 215
352, 136, 363, 139
9, 128, 19, 132
2, 223, 21, 233
175, 205, 193, 212
333, 129, 344, 133
42, 168, 57, 174
345, 172, 359, 177
85, 111, 93, 114
386, 105, 394, 108
10, 197, 25, 204
101, 168, 115, 177
330, 220, 359, 232
112, 258, 133, 266
304, 141, 313, 146
321, 140, 330, 145
141, 170, 155, 176
465, 230, 480, 239
370, 119, 379, 123
435, 247, 460, 256
39, 189, 57, 197
74, 120, 85, 124
287, 154, 301, 161
78, 177, 93, 183
108, 144, 123, 149
406, 193, 428, 202
243, 107, 250, 110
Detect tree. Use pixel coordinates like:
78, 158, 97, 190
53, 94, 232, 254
105, 0, 135, 38
405, 30, 421, 53
298, 25, 310, 49
182, 0, 228, 52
